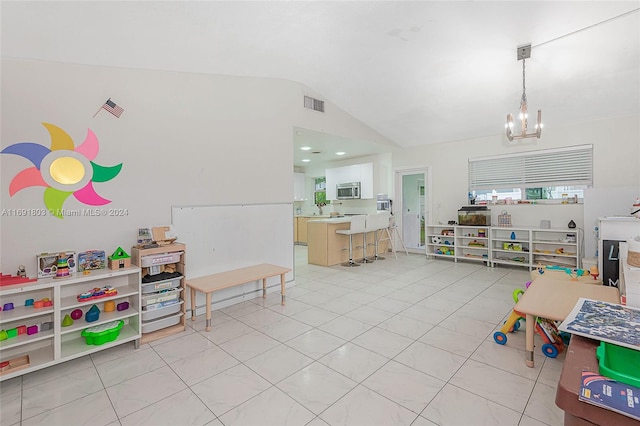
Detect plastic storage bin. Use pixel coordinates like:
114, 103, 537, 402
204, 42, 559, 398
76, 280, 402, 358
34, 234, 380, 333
81, 320, 124, 345
458, 206, 491, 226
140, 252, 183, 267
141, 312, 184, 333
141, 300, 183, 321
141, 277, 181, 294
141, 287, 181, 306
596, 341, 640, 387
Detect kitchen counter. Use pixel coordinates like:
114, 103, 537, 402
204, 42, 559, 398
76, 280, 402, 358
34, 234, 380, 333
306, 216, 388, 266
306, 217, 352, 224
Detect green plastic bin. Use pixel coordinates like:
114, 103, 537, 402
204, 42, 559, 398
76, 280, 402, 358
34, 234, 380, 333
81, 320, 124, 345
596, 341, 640, 388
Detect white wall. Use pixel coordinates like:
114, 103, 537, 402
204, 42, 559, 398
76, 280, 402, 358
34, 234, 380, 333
0, 59, 387, 274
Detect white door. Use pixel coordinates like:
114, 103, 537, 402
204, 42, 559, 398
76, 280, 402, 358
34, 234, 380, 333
395, 168, 431, 253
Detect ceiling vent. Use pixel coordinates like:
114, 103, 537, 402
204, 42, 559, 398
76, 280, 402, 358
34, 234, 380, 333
304, 95, 325, 113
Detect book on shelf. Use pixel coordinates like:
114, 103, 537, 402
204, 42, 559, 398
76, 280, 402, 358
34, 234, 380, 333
579, 371, 640, 421
558, 298, 640, 351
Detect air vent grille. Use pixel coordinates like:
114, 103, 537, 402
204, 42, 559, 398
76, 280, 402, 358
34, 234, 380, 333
304, 95, 325, 113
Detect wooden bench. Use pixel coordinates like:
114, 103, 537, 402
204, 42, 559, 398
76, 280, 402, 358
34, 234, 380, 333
186, 263, 291, 331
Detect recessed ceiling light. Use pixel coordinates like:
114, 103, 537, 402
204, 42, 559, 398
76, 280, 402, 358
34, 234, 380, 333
300, 146, 311, 151
302, 159, 311, 162
336, 152, 346, 156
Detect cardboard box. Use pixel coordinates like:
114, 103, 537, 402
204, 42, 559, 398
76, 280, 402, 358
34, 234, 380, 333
78, 250, 106, 272
36, 251, 76, 278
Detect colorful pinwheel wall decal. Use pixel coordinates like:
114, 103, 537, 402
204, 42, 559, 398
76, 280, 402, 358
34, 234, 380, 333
1, 123, 122, 219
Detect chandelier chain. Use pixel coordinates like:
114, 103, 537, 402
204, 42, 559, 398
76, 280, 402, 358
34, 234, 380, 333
520, 58, 527, 107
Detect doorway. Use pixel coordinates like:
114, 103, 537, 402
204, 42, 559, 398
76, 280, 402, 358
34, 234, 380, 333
395, 168, 431, 253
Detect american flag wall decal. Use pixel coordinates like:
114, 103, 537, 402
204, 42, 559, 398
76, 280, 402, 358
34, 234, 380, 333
94, 98, 124, 118
102, 98, 124, 117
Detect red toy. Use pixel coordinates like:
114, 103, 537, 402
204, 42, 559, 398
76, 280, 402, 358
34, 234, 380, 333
0, 273, 37, 287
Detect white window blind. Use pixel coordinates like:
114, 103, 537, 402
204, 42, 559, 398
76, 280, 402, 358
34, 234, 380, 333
469, 145, 593, 191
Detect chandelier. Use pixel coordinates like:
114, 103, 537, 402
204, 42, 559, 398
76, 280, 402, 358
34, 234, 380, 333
506, 44, 543, 141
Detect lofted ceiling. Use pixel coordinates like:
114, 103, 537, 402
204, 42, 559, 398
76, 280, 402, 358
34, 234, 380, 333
2, 1, 639, 169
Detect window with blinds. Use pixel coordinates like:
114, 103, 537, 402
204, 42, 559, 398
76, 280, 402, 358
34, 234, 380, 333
469, 145, 593, 202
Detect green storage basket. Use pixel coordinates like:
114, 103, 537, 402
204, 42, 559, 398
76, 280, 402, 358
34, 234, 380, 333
596, 341, 640, 388
81, 320, 124, 346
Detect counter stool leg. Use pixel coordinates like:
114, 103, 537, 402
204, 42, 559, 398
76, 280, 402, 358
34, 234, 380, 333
374, 229, 385, 260
341, 234, 360, 267
357, 232, 374, 263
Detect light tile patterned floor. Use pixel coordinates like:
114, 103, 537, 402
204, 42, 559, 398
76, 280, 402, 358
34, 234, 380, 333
0, 246, 566, 426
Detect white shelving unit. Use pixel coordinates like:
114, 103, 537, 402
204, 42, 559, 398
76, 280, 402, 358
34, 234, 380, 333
455, 225, 490, 264
426, 225, 457, 261
490, 227, 532, 267
530, 229, 580, 269
132, 243, 186, 344
426, 225, 581, 270
0, 267, 141, 381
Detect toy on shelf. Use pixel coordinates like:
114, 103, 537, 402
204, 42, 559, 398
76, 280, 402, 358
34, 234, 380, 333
37, 251, 76, 278
0, 355, 30, 376
104, 300, 116, 312
78, 250, 106, 272
77, 286, 117, 302
54, 253, 72, 279
85, 304, 100, 322
32, 298, 52, 308
62, 314, 74, 327
493, 283, 566, 358
70, 309, 83, 320
108, 247, 131, 270
0, 272, 37, 287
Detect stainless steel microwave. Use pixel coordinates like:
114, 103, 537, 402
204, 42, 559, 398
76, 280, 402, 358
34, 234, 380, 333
336, 182, 361, 199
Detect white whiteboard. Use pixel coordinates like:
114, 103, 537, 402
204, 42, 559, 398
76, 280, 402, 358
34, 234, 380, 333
171, 203, 294, 310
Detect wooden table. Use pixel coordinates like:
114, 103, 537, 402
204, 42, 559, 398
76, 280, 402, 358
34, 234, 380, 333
555, 335, 638, 426
187, 263, 291, 331
514, 276, 620, 368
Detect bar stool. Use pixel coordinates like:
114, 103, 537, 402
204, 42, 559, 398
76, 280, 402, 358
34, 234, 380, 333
359, 213, 379, 263
372, 211, 391, 260
336, 215, 366, 267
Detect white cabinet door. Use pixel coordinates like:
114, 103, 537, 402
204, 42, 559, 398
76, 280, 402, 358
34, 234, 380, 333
293, 173, 306, 201
359, 162, 374, 199
345, 164, 360, 183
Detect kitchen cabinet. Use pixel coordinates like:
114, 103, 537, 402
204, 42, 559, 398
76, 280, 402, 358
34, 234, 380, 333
294, 172, 307, 201
359, 162, 374, 199
307, 218, 388, 266
131, 243, 186, 344
0, 267, 141, 381
297, 217, 310, 245
325, 162, 374, 200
